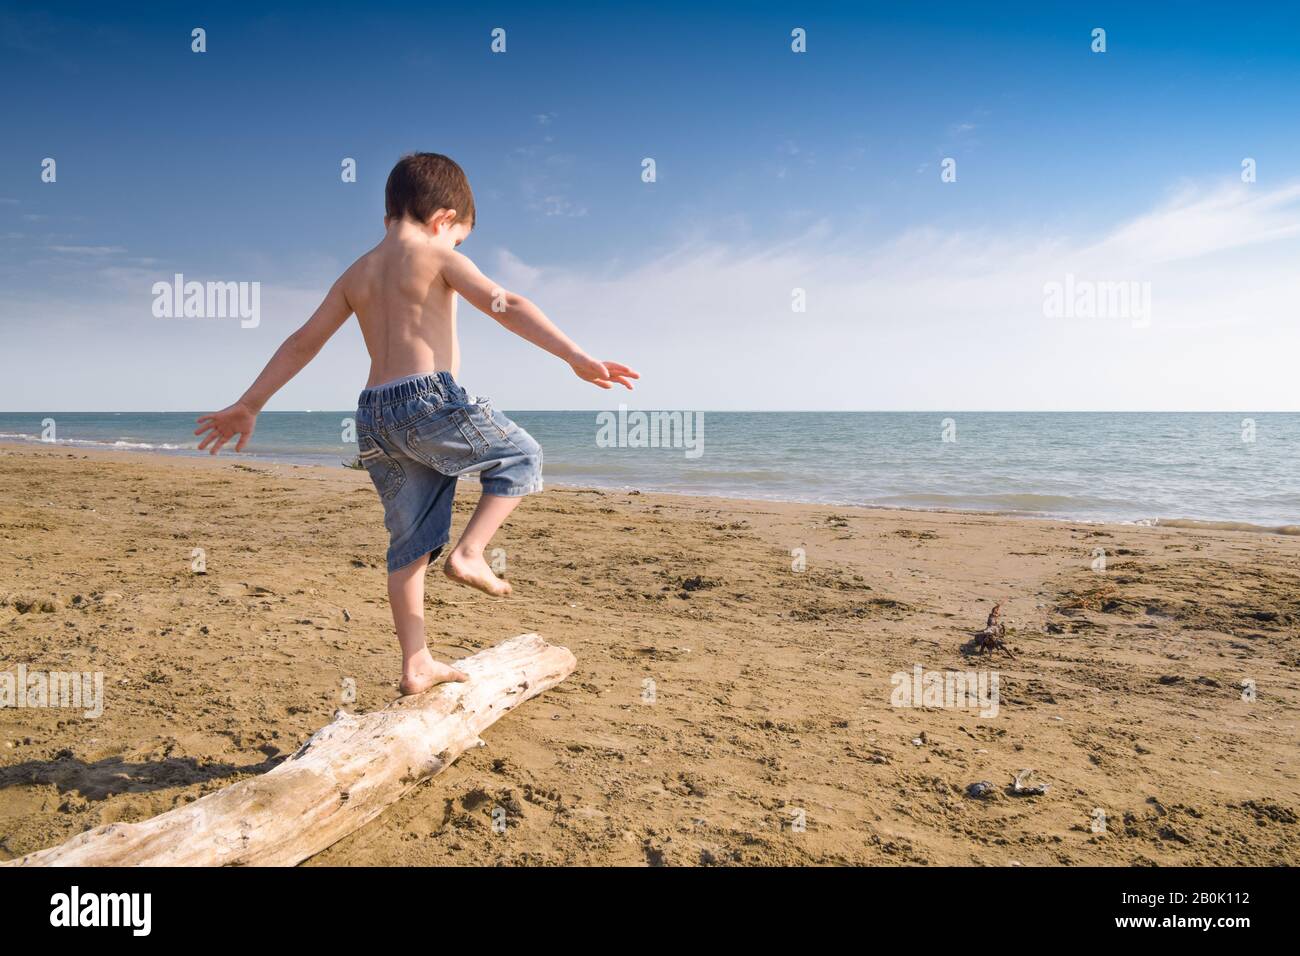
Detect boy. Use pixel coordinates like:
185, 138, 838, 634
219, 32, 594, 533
196, 152, 637, 695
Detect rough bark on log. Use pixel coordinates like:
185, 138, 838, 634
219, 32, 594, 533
2, 633, 575, 867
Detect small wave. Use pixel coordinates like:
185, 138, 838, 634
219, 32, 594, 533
0, 433, 191, 451
540, 462, 641, 477
1155, 517, 1300, 537
108, 439, 191, 450
870, 492, 1132, 513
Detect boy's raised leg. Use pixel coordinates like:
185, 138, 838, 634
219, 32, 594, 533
444, 493, 520, 596
388, 554, 470, 695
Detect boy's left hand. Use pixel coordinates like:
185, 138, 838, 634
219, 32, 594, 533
195, 401, 257, 455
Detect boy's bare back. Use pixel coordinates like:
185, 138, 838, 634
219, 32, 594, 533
344, 221, 466, 386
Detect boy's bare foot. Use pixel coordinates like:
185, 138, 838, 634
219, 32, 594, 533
443, 548, 512, 596
400, 648, 470, 696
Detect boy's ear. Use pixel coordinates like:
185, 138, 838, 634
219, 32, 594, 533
429, 208, 459, 233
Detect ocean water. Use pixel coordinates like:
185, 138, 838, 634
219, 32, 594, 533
2, 411, 1297, 529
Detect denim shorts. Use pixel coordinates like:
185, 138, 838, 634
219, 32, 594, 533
354, 372, 543, 572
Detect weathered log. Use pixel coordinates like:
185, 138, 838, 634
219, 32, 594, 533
3, 633, 575, 867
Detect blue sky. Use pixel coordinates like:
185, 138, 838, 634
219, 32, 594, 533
3, 1, 1300, 411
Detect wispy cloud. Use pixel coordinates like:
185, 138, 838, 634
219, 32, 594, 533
511, 128, 589, 218
530, 195, 587, 218
1089, 181, 1300, 264
484, 179, 1300, 410
46, 244, 128, 256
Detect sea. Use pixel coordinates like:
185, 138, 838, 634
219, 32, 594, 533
2, 411, 1297, 531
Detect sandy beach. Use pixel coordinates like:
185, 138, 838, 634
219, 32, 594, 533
0, 443, 1296, 866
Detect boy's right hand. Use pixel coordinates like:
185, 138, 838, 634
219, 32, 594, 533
195, 401, 258, 455
570, 357, 639, 390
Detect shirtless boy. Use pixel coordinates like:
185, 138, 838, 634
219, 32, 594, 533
196, 153, 638, 694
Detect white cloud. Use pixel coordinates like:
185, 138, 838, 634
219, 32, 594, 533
475, 179, 1300, 411
1087, 181, 1300, 265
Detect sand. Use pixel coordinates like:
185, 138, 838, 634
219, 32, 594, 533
0, 443, 1297, 866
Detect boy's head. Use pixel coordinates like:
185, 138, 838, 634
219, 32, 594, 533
384, 153, 475, 242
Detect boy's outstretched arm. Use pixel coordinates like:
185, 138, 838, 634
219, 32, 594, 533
195, 280, 353, 454
441, 249, 638, 390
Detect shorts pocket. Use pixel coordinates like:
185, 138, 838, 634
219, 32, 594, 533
468, 398, 513, 443
406, 406, 489, 474
358, 433, 405, 501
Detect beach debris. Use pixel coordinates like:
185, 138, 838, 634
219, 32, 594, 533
10, 595, 57, 614
966, 781, 996, 799
342, 608, 351, 623
667, 574, 720, 599
1009, 769, 1049, 797
967, 602, 1014, 656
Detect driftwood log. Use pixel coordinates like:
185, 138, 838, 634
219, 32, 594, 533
3, 633, 575, 867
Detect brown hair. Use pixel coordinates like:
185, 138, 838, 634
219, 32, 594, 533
384, 152, 476, 228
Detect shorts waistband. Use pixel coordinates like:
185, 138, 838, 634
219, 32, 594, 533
358, 371, 458, 407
